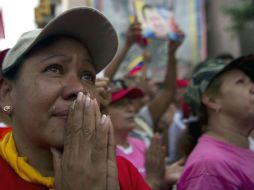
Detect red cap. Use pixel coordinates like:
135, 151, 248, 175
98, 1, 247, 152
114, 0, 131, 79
0, 49, 9, 67
176, 79, 189, 88
111, 87, 144, 104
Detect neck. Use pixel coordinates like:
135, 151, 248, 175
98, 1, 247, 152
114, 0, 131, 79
12, 129, 54, 177
114, 130, 129, 148
206, 113, 252, 148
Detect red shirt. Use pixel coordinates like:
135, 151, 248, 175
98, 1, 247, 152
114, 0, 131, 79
0, 128, 151, 190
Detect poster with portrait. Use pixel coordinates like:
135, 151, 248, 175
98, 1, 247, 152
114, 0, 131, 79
133, 0, 181, 40
101, 0, 207, 80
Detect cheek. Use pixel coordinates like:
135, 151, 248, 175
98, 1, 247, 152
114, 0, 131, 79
12, 78, 59, 115
221, 93, 247, 114
108, 109, 123, 126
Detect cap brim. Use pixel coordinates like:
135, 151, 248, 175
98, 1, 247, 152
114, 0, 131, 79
3, 7, 118, 74
37, 7, 118, 72
221, 55, 254, 81
111, 88, 144, 104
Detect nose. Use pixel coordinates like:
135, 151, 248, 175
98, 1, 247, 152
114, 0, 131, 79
62, 73, 87, 100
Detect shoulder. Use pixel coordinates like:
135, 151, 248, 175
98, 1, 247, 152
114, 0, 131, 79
0, 155, 46, 190
0, 127, 12, 140
178, 154, 239, 189
184, 136, 241, 174
178, 136, 247, 189
177, 171, 238, 190
116, 156, 151, 190
128, 137, 145, 146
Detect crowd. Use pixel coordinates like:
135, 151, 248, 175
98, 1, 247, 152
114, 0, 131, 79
0, 5, 254, 190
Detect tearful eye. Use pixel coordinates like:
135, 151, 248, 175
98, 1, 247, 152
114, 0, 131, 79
81, 72, 95, 83
236, 79, 244, 84
44, 64, 63, 75
236, 79, 245, 84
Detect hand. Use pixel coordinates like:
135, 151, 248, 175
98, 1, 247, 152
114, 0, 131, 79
96, 77, 111, 109
168, 29, 185, 53
145, 133, 166, 190
164, 157, 186, 185
51, 92, 120, 190
125, 22, 142, 47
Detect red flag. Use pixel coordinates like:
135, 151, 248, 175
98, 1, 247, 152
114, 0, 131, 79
0, 10, 5, 39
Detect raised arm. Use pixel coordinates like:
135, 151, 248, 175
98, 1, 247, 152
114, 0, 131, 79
148, 33, 185, 126
104, 22, 142, 80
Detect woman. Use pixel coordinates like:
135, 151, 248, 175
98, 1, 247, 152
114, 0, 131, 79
177, 57, 254, 189
0, 7, 150, 190
105, 86, 166, 190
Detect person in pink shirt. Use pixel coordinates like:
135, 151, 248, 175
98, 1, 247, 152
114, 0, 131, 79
116, 135, 146, 176
104, 86, 166, 190
109, 87, 147, 177
177, 57, 254, 189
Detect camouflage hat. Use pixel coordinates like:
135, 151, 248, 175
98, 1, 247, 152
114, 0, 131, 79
184, 55, 254, 115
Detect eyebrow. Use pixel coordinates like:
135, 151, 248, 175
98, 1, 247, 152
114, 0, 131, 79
40, 54, 92, 64
40, 54, 70, 63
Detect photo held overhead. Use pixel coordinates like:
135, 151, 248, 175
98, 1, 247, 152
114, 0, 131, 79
132, 0, 183, 41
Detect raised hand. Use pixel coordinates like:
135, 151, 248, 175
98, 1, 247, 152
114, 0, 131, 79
51, 92, 120, 190
145, 133, 166, 190
168, 29, 185, 53
125, 21, 143, 47
96, 77, 111, 109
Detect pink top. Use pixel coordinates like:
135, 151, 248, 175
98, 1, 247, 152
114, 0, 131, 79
116, 137, 146, 177
177, 134, 254, 190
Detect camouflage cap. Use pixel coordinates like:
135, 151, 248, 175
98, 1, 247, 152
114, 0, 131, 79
184, 55, 254, 115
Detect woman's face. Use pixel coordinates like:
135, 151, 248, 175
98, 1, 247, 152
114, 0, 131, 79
107, 98, 136, 132
6, 37, 98, 149
215, 69, 254, 122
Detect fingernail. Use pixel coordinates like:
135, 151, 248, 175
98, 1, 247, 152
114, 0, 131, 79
85, 95, 91, 107
51, 147, 60, 158
71, 100, 76, 109
77, 92, 83, 101
100, 114, 107, 125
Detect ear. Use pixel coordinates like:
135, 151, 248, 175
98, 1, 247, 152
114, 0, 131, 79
201, 94, 221, 112
0, 78, 13, 113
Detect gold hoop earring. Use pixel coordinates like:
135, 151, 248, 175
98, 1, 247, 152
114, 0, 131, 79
3, 105, 11, 112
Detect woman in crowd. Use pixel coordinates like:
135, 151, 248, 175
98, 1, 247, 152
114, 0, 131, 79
104, 86, 166, 190
0, 7, 151, 190
177, 57, 254, 189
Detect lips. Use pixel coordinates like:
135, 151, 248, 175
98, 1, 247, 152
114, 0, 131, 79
125, 115, 134, 122
52, 110, 69, 120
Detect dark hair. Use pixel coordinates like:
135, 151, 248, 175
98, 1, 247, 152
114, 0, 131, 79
141, 4, 153, 20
